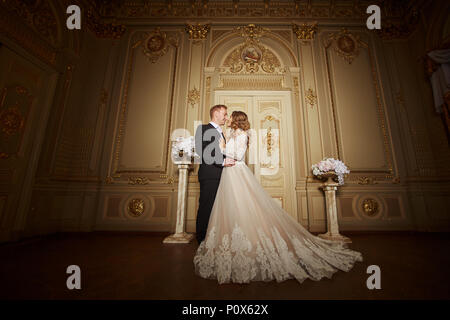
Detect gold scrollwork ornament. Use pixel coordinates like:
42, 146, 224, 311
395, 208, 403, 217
142, 28, 168, 63
185, 23, 210, 43
362, 198, 379, 216
127, 198, 145, 217
187, 87, 200, 107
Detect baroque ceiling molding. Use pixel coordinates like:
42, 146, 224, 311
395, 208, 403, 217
323, 28, 367, 64
0, 0, 60, 46
86, 6, 126, 39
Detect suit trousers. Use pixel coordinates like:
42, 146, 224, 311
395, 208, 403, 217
196, 178, 221, 243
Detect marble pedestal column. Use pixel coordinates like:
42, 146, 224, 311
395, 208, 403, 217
163, 161, 194, 244
317, 176, 352, 243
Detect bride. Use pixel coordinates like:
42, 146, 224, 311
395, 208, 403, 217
193, 111, 363, 284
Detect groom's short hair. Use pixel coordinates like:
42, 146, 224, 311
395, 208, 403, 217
210, 104, 227, 119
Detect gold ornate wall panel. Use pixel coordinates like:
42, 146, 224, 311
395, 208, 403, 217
0, 85, 33, 160
110, 29, 180, 182
321, 29, 395, 181
0, 44, 58, 241
51, 35, 114, 182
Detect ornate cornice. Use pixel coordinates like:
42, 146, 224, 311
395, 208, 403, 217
0, 1, 57, 67
85, 5, 126, 39
87, 0, 418, 21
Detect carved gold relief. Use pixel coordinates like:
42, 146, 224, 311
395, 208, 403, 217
187, 87, 200, 107
235, 24, 268, 40
0, 85, 32, 159
141, 28, 168, 63
223, 41, 282, 74
0, 2, 57, 66
0, 106, 24, 137
128, 176, 150, 185
218, 75, 284, 90
86, 7, 126, 39
260, 115, 280, 169
323, 29, 367, 64
362, 198, 379, 216
1, 0, 59, 45
160, 174, 175, 184
293, 23, 318, 41
185, 23, 210, 43
127, 198, 145, 217
358, 176, 378, 185
305, 88, 317, 108
221, 24, 283, 75
82, 1, 417, 21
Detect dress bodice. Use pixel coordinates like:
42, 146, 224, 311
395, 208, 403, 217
223, 129, 248, 163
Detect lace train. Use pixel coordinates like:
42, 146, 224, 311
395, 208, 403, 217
193, 130, 363, 284
194, 224, 363, 284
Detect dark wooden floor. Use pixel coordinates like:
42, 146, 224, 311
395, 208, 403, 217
0, 231, 449, 300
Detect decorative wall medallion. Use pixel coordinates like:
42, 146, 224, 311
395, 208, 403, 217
128, 176, 150, 185
323, 29, 366, 64
222, 24, 283, 74
142, 28, 168, 63
305, 88, 317, 107
223, 41, 281, 74
241, 46, 262, 63
185, 23, 210, 43
0, 106, 25, 137
361, 198, 379, 216
187, 87, 200, 107
127, 198, 145, 217
293, 23, 318, 41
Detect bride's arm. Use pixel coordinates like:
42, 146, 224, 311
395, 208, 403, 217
224, 133, 248, 161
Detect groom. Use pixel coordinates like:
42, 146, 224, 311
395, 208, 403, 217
194, 105, 235, 244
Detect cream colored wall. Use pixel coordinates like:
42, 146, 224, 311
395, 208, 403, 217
0, 1, 449, 243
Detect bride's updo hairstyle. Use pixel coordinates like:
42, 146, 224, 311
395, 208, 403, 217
230, 111, 250, 131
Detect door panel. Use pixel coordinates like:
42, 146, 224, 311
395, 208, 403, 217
215, 91, 297, 219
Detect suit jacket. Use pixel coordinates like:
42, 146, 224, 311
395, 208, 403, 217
195, 123, 226, 181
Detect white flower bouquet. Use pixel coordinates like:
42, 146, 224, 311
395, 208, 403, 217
171, 136, 198, 163
311, 157, 350, 185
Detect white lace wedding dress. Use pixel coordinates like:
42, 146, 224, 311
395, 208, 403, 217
193, 129, 363, 284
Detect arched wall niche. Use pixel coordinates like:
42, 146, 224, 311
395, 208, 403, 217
206, 31, 298, 69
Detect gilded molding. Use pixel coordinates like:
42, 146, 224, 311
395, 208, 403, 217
323, 28, 367, 64
293, 23, 317, 41
0, 85, 32, 159
127, 198, 145, 217
111, 30, 179, 182
185, 23, 210, 43
0, 3, 57, 67
221, 24, 284, 75
357, 177, 378, 185
305, 88, 317, 108
128, 177, 150, 185
323, 29, 395, 181
86, 6, 126, 39
187, 87, 200, 107
361, 198, 379, 216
